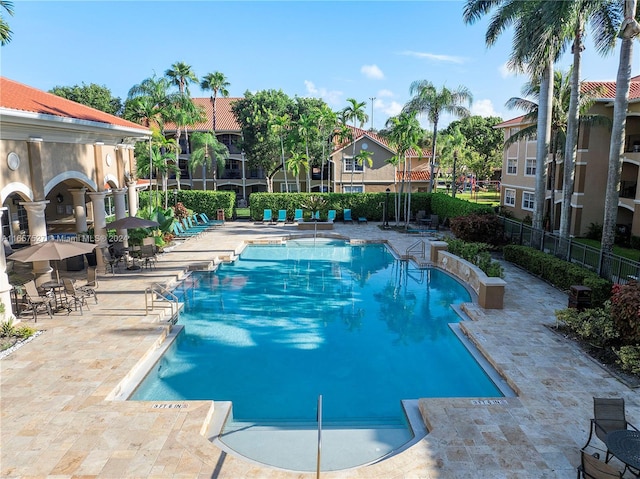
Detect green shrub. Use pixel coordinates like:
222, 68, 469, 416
1, 318, 16, 337
586, 222, 603, 240
610, 281, 640, 345
450, 213, 505, 246
555, 306, 619, 346
16, 326, 36, 339
445, 238, 504, 278
631, 235, 640, 250
503, 245, 613, 307
140, 190, 235, 220
614, 345, 640, 374
429, 193, 493, 224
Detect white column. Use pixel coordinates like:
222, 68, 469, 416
112, 188, 128, 247
0, 208, 13, 320
88, 192, 108, 271
127, 181, 138, 217
69, 187, 88, 233
20, 201, 52, 286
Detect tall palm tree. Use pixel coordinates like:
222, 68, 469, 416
463, 0, 563, 230
333, 115, 352, 193
297, 112, 318, 192
165, 61, 198, 96
201, 71, 230, 132
270, 113, 292, 192
438, 125, 467, 198
403, 81, 472, 193
342, 99, 369, 192
0, 0, 14, 45
385, 112, 423, 226
317, 105, 337, 192
506, 69, 610, 230
190, 132, 229, 191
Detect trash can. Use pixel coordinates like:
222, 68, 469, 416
569, 285, 591, 310
217, 209, 225, 221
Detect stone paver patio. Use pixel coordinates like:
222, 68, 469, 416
1, 221, 638, 478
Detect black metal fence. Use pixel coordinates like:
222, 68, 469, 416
499, 216, 640, 285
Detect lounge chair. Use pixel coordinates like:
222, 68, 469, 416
343, 209, 354, 224
62, 278, 89, 314
183, 217, 208, 232
577, 450, 623, 478
582, 397, 639, 462
22, 280, 54, 322
198, 213, 224, 227
76, 266, 98, 304
293, 209, 303, 223
172, 222, 199, 238
327, 210, 336, 222
276, 209, 287, 224
358, 216, 368, 224
262, 209, 273, 224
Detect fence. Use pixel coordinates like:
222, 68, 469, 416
499, 216, 640, 285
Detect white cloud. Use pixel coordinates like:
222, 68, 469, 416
471, 99, 501, 118
379, 100, 403, 118
303, 80, 343, 106
361, 64, 384, 80
499, 62, 516, 78
376, 89, 394, 98
400, 50, 465, 64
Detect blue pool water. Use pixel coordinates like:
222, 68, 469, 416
131, 240, 502, 423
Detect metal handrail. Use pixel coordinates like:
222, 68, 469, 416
406, 239, 426, 259
317, 394, 322, 479
144, 283, 180, 323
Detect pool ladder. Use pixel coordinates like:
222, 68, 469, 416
404, 240, 426, 260
144, 283, 180, 324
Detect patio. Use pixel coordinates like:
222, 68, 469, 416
1, 221, 638, 478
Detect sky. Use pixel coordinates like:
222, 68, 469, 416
2, 0, 640, 130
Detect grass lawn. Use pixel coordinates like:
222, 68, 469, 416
236, 207, 250, 219
574, 238, 640, 262
437, 188, 501, 207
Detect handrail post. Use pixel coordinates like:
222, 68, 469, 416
316, 394, 322, 479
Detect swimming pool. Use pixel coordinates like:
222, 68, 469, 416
131, 240, 502, 424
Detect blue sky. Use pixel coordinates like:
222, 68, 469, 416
2, 1, 639, 130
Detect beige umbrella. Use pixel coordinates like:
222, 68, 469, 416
9, 240, 97, 283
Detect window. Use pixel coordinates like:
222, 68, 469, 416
523, 191, 535, 210
343, 185, 364, 193
344, 157, 363, 172
504, 189, 516, 206
525, 158, 536, 176
507, 158, 517, 175
280, 184, 299, 193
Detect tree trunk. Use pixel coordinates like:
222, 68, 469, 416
534, 60, 553, 231
559, 17, 584, 243
602, 3, 638, 254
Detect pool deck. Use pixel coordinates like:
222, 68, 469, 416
2, 220, 638, 478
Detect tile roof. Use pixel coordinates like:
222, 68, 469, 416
164, 97, 240, 132
0, 77, 148, 131
397, 169, 431, 181
336, 125, 429, 159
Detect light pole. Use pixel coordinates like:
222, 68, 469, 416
384, 188, 390, 229
369, 97, 376, 131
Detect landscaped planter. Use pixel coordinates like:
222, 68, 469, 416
297, 221, 334, 230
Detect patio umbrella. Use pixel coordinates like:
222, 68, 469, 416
9, 240, 97, 283
106, 216, 160, 230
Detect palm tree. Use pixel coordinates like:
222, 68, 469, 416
201, 71, 230, 132
438, 125, 467, 198
0, 0, 14, 45
385, 112, 423, 226
190, 132, 229, 191
602, 0, 640, 255
270, 113, 292, 192
317, 105, 337, 192
333, 116, 352, 193
165, 61, 198, 96
463, 0, 564, 230
287, 151, 308, 193
297, 112, 317, 192
403, 81, 472, 193
342, 99, 369, 191
506, 69, 610, 230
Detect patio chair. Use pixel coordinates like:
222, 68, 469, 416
262, 209, 273, 224
22, 280, 54, 322
430, 214, 440, 231
139, 244, 158, 270
343, 209, 354, 224
293, 209, 303, 223
577, 450, 623, 479
75, 266, 98, 304
582, 397, 639, 462
102, 248, 122, 274
62, 278, 89, 315
327, 210, 336, 222
276, 209, 287, 224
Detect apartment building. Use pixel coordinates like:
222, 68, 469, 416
164, 99, 432, 200
496, 76, 640, 238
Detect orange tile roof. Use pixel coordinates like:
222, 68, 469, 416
396, 170, 431, 181
164, 97, 240, 132
336, 125, 429, 159
0, 77, 148, 131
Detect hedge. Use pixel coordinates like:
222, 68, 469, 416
429, 193, 494, 224
139, 190, 235, 220
503, 244, 612, 307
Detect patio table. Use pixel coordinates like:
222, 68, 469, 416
606, 430, 640, 477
